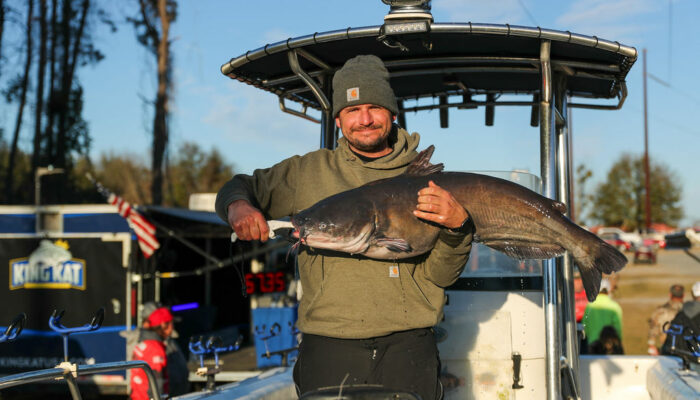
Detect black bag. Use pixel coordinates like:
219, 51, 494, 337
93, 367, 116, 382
661, 306, 700, 365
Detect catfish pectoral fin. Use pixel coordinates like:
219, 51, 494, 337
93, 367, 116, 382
481, 240, 566, 260
375, 237, 413, 253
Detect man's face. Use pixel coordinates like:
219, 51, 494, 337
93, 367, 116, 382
335, 104, 396, 154
155, 320, 174, 340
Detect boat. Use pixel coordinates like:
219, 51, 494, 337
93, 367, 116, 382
2, 1, 699, 399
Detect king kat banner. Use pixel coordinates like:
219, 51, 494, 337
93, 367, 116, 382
0, 237, 127, 331
9, 240, 86, 290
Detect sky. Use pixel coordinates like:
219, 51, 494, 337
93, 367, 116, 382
4, 0, 699, 227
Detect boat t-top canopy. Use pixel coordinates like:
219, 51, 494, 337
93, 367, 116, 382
220, 14, 637, 118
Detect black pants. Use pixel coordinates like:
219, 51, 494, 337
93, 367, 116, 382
293, 328, 442, 400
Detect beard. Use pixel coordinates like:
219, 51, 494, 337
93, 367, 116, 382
344, 124, 393, 152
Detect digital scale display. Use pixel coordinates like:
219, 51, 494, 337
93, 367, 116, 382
245, 272, 286, 294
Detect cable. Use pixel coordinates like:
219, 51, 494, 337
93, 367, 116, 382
517, 0, 538, 26
229, 240, 248, 298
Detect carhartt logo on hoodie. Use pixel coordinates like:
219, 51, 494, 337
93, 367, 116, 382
389, 266, 399, 278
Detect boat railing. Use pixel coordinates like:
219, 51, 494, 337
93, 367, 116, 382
0, 360, 162, 400
0, 310, 162, 400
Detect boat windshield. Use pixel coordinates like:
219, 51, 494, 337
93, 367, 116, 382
460, 170, 543, 278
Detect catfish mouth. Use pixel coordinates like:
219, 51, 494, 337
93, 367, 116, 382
290, 220, 375, 255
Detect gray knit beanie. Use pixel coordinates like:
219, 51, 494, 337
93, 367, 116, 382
332, 55, 398, 117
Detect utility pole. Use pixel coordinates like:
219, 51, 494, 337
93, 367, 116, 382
642, 48, 652, 232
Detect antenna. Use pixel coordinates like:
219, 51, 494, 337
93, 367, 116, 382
381, 0, 432, 22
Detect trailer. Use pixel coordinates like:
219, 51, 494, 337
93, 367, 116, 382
0, 204, 134, 396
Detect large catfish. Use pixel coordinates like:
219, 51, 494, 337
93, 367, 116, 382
291, 145, 627, 301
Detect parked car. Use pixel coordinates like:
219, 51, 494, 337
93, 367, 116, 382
634, 241, 658, 264
641, 234, 666, 249
597, 227, 642, 248
599, 232, 632, 252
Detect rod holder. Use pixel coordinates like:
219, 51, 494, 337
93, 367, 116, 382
0, 313, 27, 344
49, 308, 104, 362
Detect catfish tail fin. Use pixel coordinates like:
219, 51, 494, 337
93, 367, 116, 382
574, 240, 627, 302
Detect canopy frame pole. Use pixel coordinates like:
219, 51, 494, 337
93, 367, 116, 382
287, 50, 331, 112
556, 77, 581, 398
320, 73, 336, 149
539, 39, 562, 400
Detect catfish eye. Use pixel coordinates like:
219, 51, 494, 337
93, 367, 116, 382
319, 222, 327, 230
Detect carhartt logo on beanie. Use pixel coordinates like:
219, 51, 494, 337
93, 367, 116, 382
332, 55, 398, 117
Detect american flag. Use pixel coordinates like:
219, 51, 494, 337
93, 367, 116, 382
86, 173, 160, 258
109, 193, 160, 258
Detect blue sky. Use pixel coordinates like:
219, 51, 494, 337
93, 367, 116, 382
6, 0, 700, 227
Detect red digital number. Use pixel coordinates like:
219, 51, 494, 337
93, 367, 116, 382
244, 272, 287, 294
245, 273, 255, 295
275, 272, 286, 292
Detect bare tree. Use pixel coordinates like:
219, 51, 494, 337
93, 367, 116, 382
1, 0, 113, 204
45, 0, 57, 159
32, 0, 48, 175
130, 0, 176, 205
0, 0, 5, 75
54, 0, 89, 168
4, 0, 34, 201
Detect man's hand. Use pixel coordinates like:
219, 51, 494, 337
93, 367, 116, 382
227, 200, 270, 242
413, 180, 469, 230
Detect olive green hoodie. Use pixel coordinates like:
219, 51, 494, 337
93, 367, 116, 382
215, 127, 472, 338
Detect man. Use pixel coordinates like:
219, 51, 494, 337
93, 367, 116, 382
215, 55, 473, 400
662, 281, 700, 356
582, 278, 623, 346
131, 306, 174, 400
647, 284, 684, 355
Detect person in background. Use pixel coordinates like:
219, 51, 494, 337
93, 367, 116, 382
662, 281, 700, 356
130, 306, 174, 400
123, 303, 190, 398
589, 325, 624, 355
583, 278, 623, 350
573, 270, 590, 353
647, 284, 684, 355
574, 270, 588, 323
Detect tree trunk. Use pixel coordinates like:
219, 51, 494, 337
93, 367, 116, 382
33, 0, 48, 177
56, 0, 89, 168
0, 0, 5, 77
5, 0, 34, 203
55, 0, 71, 167
45, 0, 57, 163
150, 0, 170, 205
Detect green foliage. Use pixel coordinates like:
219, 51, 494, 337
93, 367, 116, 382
0, 140, 32, 203
91, 151, 152, 205
164, 142, 234, 207
0, 139, 233, 206
61, 85, 91, 157
590, 153, 683, 230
